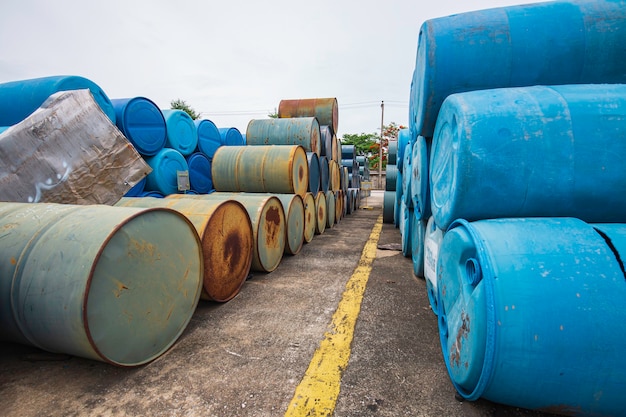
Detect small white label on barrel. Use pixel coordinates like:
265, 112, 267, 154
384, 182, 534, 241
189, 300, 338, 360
424, 237, 439, 290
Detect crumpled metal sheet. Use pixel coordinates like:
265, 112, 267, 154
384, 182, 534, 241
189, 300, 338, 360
0, 89, 151, 205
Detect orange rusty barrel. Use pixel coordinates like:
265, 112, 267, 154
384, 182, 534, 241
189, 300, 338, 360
302, 192, 317, 243
212, 145, 309, 198
169, 193, 286, 273
314, 191, 327, 235
278, 97, 338, 135
329, 160, 341, 192
0, 202, 203, 367
335, 190, 343, 224
117, 196, 253, 302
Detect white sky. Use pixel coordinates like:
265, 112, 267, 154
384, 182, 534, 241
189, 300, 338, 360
0, 0, 547, 138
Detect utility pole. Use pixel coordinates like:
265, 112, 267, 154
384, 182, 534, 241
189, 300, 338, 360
379, 100, 384, 190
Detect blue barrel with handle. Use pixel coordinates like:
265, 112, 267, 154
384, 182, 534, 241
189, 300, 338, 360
431, 84, 626, 230
437, 217, 626, 415
0, 75, 116, 126
195, 118, 222, 159
144, 147, 189, 195
111, 97, 166, 156
412, 0, 626, 137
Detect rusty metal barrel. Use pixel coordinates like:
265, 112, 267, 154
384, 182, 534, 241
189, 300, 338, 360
117, 196, 253, 302
170, 193, 286, 273
315, 191, 327, 235
245, 117, 321, 155
0, 202, 203, 367
278, 98, 339, 135
211, 145, 309, 197
329, 160, 341, 192
273, 193, 305, 255
302, 192, 316, 243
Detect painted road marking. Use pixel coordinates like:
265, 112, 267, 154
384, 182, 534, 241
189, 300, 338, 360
285, 215, 383, 417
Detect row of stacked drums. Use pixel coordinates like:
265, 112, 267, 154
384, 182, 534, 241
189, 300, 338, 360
399, 2, 626, 416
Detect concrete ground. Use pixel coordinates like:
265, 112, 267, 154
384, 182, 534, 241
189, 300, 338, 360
0, 190, 559, 417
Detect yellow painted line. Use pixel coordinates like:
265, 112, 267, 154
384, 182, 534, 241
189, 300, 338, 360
285, 215, 383, 417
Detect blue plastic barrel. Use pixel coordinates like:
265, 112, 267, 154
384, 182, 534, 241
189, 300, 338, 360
124, 177, 147, 197
437, 217, 626, 415
410, 135, 431, 221
246, 117, 321, 155
110, 97, 166, 156
401, 141, 412, 209
307, 152, 320, 194
411, 214, 426, 278
424, 216, 443, 315
319, 155, 330, 193
397, 128, 411, 173
218, 127, 244, 146
194, 119, 222, 159
431, 84, 626, 230
412, 0, 626, 137
144, 148, 189, 195
160, 109, 198, 156
0, 75, 116, 125
186, 152, 213, 194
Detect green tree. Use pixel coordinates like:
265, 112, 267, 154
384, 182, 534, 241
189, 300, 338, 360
342, 122, 405, 170
170, 99, 200, 120
340, 132, 379, 156
268, 108, 279, 118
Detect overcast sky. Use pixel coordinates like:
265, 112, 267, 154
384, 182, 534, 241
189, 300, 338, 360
1, 0, 546, 138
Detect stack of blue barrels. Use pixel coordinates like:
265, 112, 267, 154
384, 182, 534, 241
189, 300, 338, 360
405, 1, 626, 415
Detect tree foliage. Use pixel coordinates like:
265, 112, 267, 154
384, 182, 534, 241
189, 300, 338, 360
170, 99, 200, 120
341, 122, 405, 170
268, 108, 279, 118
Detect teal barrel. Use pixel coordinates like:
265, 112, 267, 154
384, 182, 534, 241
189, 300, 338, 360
218, 127, 244, 146
341, 144, 355, 160
161, 109, 198, 156
319, 155, 330, 193
385, 164, 397, 192
186, 152, 213, 194
119, 196, 253, 302
431, 84, 626, 230
314, 191, 327, 235
274, 193, 305, 255
0, 75, 116, 125
110, 97, 166, 156
437, 217, 626, 414
212, 145, 309, 197
325, 190, 336, 229
382, 191, 395, 224
246, 117, 321, 155
412, 0, 626, 137
306, 152, 320, 194
278, 98, 338, 135
411, 214, 427, 278
423, 216, 443, 315
387, 140, 397, 165
144, 147, 189, 195
410, 135, 431, 220
401, 202, 412, 258
302, 192, 316, 244
0, 202, 203, 366
195, 118, 222, 159
172, 193, 286, 273
394, 168, 402, 227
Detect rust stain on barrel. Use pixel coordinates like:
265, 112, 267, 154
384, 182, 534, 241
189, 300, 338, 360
299, 165, 305, 182
265, 206, 281, 245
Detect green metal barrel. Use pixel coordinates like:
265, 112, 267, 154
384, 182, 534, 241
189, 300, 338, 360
314, 191, 327, 235
325, 190, 336, 228
0, 202, 203, 367
302, 192, 317, 244
246, 117, 321, 155
170, 193, 286, 273
278, 97, 339, 135
212, 145, 309, 197
117, 196, 253, 302
273, 193, 305, 256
